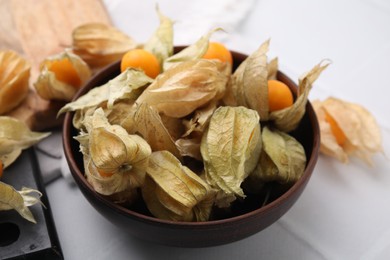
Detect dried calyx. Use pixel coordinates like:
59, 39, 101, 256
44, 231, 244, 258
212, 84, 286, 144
313, 97, 383, 165
0, 50, 30, 115
0, 116, 49, 223
34, 50, 91, 101
72, 23, 137, 69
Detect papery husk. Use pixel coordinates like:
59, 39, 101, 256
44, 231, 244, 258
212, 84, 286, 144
182, 101, 217, 137
159, 114, 184, 141
267, 57, 278, 80
136, 59, 230, 118
163, 28, 221, 71
223, 40, 269, 120
346, 102, 383, 160
34, 50, 91, 101
313, 97, 383, 165
175, 102, 217, 160
72, 23, 137, 68
0, 116, 50, 168
200, 106, 262, 208
269, 61, 329, 132
121, 103, 181, 159
72, 105, 97, 130
58, 68, 152, 116
0, 181, 43, 223
0, 50, 30, 115
76, 108, 151, 196
312, 100, 349, 163
250, 126, 306, 184
0, 150, 21, 170
143, 6, 174, 67
105, 100, 135, 126
142, 151, 215, 222
175, 137, 202, 161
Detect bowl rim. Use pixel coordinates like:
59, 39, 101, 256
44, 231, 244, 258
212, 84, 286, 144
62, 48, 320, 227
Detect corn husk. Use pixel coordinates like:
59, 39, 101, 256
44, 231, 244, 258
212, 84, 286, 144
0, 181, 43, 223
136, 59, 230, 118
76, 108, 151, 197
72, 23, 137, 68
142, 151, 215, 221
34, 50, 91, 101
0, 50, 30, 115
0, 116, 50, 168
200, 106, 262, 207
313, 97, 383, 165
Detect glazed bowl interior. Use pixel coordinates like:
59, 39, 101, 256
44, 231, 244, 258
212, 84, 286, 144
62, 47, 320, 247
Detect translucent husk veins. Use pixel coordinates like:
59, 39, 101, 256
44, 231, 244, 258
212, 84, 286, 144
313, 97, 383, 165
72, 23, 137, 69
200, 106, 262, 208
34, 50, 92, 101
75, 108, 151, 198
0, 116, 50, 168
142, 151, 215, 221
0, 182, 43, 223
0, 50, 30, 115
0, 117, 48, 223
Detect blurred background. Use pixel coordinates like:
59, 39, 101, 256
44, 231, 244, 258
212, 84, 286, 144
105, 0, 390, 130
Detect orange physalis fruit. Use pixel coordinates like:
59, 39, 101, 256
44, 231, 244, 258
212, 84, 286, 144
324, 111, 347, 146
48, 58, 82, 88
97, 168, 115, 178
202, 42, 233, 65
120, 49, 160, 78
267, 80, 294, 112
34, 50, 91, 101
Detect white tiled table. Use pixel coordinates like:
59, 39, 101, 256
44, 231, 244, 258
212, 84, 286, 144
36, 0, 390, 259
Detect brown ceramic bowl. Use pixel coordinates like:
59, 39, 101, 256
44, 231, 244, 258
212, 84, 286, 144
63, 47, 320, 247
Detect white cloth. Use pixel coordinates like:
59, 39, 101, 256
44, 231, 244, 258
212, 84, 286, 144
36, 0, 390, 259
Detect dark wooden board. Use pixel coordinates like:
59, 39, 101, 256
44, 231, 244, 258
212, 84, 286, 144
0, 149, 63, 259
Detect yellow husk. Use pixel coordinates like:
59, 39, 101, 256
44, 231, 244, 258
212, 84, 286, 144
76, 108, 151, 197
0, 50, 30, 115
136, 59, 230, 118
142, 151, 215, 221
34, 49, 91, 101
200, 106, 262, 208
0, 182, 43, 223
314, 97, 383, 165
0, 116, 50, 168
72, 23, 137, 68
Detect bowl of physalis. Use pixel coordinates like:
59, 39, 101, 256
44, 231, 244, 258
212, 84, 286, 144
61, 10, 327, 247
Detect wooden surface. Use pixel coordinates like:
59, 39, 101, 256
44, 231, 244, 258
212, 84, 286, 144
0, 0, 112, 130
